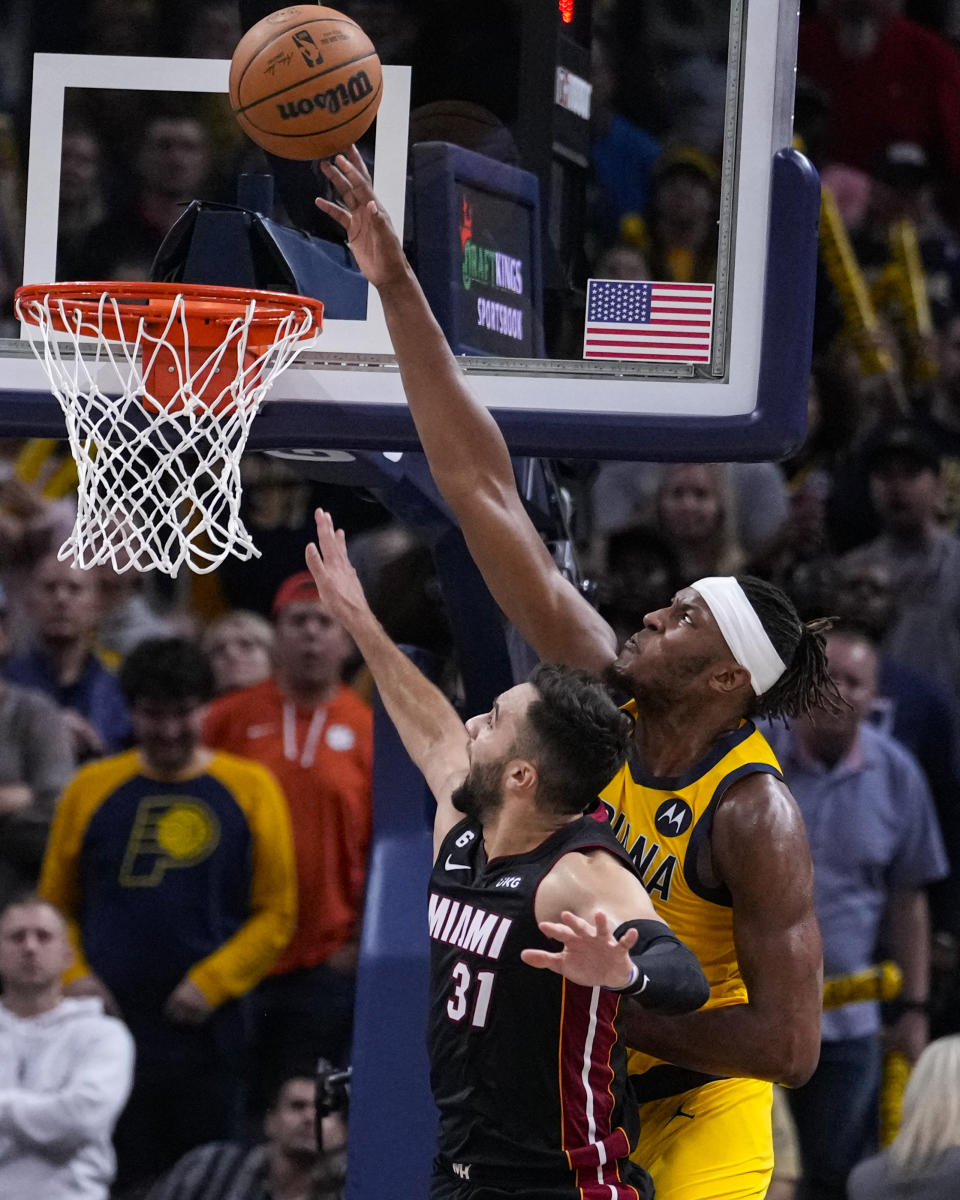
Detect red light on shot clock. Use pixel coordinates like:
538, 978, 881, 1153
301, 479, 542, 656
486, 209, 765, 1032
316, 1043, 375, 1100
559, 0, 574, 24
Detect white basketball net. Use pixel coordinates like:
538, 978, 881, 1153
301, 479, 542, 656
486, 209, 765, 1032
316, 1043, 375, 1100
17, 289, 319, 576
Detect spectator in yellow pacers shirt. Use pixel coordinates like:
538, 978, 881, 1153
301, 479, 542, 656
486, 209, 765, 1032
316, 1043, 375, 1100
39, 637, 296, 1196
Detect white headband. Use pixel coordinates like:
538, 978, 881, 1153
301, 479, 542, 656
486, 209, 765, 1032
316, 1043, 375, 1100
691, 577, 787, 696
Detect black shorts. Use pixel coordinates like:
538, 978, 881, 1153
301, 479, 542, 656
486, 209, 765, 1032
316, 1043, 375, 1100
431, 1157, 653, 1200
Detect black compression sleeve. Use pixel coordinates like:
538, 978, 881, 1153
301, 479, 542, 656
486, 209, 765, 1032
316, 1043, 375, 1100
611, 919, 710, 1015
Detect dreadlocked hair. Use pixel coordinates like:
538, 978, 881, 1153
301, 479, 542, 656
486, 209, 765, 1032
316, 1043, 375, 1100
735, 575, 843, 721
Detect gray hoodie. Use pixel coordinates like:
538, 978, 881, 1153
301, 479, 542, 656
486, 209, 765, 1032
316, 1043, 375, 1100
0, 997, 134, 1198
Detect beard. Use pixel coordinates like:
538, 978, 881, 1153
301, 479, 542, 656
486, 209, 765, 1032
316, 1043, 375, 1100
602, 659, 636, 706
604, 645, 715, 714
450, 760, 504, 823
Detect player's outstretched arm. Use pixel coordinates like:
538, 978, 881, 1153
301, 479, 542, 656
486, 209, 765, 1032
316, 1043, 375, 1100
521, 849, 709, 1014
305, 508, 467, 851
315, 149, 618, 672
618, 774, 823, 1087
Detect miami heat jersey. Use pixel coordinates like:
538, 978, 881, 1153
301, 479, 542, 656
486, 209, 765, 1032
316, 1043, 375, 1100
598, 711, 784, 1100
428, 814, 646, 1193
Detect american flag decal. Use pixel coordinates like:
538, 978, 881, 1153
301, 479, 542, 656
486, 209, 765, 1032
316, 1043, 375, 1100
583, 279, 715, 362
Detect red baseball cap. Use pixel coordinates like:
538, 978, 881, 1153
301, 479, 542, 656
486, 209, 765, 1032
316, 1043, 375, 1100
271, 571, 320, 615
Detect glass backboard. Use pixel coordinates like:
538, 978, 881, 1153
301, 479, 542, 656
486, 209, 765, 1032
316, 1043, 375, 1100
0, 0, 818, 462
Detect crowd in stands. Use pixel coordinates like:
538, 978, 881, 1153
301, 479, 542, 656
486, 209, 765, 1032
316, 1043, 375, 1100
2, 1, 960, 1197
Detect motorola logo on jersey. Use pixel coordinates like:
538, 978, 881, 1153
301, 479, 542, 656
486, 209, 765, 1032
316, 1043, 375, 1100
654, 798, 693, 838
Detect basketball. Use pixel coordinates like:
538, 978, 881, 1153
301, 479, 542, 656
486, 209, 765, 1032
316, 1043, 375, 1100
229, 5, 382, 161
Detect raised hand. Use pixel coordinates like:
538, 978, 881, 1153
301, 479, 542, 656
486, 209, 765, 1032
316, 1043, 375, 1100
305, 507, 372, 633
521, 910, 641, 991
316, 145, 409, 289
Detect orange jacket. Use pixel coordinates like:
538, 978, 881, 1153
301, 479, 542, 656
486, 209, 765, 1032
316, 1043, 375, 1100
204, 679, 372, 972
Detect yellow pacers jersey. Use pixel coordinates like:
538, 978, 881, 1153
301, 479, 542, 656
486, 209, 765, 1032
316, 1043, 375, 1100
598, 711, 783, 1097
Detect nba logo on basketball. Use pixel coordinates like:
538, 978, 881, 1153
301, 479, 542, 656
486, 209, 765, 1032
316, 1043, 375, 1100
292, 28, 323, 67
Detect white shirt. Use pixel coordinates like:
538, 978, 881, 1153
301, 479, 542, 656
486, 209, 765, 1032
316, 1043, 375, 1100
0, 997, 135, 1198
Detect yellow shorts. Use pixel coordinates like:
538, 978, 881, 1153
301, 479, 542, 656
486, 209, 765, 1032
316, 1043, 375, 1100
630, 1077, 774, 1200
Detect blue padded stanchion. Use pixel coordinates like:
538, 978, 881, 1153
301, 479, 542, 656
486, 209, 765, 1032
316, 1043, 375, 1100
346, 648, 441, 1200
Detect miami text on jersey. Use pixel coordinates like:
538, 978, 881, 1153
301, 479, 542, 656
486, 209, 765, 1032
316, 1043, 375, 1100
428, 893, 513, 959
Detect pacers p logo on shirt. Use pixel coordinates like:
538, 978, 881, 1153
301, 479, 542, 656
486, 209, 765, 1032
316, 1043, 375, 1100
119, 798, 221, 886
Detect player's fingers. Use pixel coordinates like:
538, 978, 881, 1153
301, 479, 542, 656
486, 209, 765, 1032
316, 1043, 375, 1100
520, 948, 563, 972
314, 195, 351, 228
336, 152, 369, 187
304, 544, 331, 594
560, 910, 596, 937
334, 150, 373, 196
313, 515, 341, 573
320, 156, 353, 195
594, 911, 612, 940
537, 920, 576, 944
618, 927, 639, 950
316, 511, 352, 574
346, 142, 372, 182
313, 507, 338, 550
320, 169, 368, 221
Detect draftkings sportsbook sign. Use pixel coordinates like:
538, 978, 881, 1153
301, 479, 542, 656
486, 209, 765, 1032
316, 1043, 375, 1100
457, 184, 537, 357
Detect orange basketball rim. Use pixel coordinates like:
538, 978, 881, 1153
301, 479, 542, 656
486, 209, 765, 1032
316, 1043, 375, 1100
15, 281, 324, 410
13, 281, 325, 575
